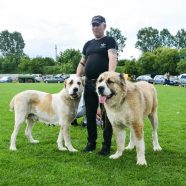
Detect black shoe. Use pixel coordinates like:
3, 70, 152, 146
82, 143, 96, 152
71, 119, 78, 126
81, 122, 87, 127
98, 145, 110, 156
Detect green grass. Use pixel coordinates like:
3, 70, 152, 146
0, 83, 186, 186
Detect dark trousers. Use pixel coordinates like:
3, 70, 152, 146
84, 79, 112, 147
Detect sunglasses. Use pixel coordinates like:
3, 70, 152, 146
92, 23, 101, 27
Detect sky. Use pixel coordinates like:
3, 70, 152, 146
0, 0, 185, 60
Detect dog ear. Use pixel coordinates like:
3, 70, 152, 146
119, 73, 125, 85
64, 79, 67, 88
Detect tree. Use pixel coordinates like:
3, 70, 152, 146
179, 48, 186, 60
43, 57, 55, 66
0, 30, 25, 57
18, 56, 55, 74
106, 27, 126, 55
60, 63, 75, 74
159, 29, 175, 48
31, 57, 55, 74
43, 66, 61, 75
0, 30, 25, 72
117, 59, 126, 66
0, 56, 3, 73
176, 59, 186, 74
124, 60, 139, 75
0, 56, 18, 73
135, 27, 161, 53
18, 56, 32, 73
175, 29, 186, 49
57, 49, 81, 73
137, 52, 158, 75
154, 48, 180, 75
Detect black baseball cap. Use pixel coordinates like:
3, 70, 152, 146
91, 15, 106, 25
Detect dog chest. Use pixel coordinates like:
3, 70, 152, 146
106, 108, 131, 128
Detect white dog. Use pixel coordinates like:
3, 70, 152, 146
9, 76, 84, 152
97, 72, 162, 165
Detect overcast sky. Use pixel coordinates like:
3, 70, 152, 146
0, 0, 185, 60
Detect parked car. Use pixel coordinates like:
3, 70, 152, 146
44, 75, 65, 83
136, 75, 153, 83
32, 74, 43, 82
0, 76, 13, 83
153, 75, 165, 84
18, 74, 37, 83
43, 75, 53, 80
169, 76, 179, 86
178, 74, 186, 86
61, 74, 70, 80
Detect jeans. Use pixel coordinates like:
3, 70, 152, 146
84, 78, 112, 147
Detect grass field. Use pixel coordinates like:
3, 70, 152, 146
0, 83, 186, 186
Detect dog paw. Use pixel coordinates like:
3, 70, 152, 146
109, 153, 121, 159
31, 140, 39, 144
153, 146, 162, 151
137, 159, 147, 166
69, 148, 78, 152
58, 147, 68, 151
125, 145, 135, 150
10, 146, 17, 151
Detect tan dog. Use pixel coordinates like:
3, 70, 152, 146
96, 72, 162, 165
9, 76, 84, 152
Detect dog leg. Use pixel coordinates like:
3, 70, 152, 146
10, 112, 26, 151
148, 113, 162, 151
57, 127, 67, 151
132, 124, 147, 165
125, 129, 135, 150
25, 119, 39, 144
109, 126, 125, 159
10, 124, 22, 151
63, 124, 78, 152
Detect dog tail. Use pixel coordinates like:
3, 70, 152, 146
9, 97, 15, 112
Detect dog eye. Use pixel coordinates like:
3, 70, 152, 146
77, 82, 81, 85
107, 79, 114, 84
99, 79, 103, 83
69, 80, 73, 85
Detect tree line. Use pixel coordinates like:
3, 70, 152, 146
0, 27, 186, 75
136, 27, 186, 52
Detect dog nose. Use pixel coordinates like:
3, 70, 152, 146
73, 88, 78, 93
98, 86, 104, 94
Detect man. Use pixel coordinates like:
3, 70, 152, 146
76, 15, 118, 155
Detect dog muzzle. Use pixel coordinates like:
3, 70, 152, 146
98, 92, 116, 103
70, 93, 80, 99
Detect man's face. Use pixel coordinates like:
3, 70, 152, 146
92, 23, 106, 38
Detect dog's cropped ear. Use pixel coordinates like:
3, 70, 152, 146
64, 79, 67, 88
119, 73, 125, 85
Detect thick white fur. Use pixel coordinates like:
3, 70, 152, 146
9, 76, 84, 152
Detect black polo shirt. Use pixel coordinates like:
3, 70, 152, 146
82, 36, 117, 79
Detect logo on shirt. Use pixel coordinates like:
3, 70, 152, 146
100, 43, 106, 48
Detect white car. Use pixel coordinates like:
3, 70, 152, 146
0, 76, 13, 83
32, 74, 43, 82
178, 74, 186, 86
153, 75, 165, 84
136, 75, 153, 83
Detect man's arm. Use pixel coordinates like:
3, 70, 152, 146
108, 49, 118, 71
76, 56, 86, 77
